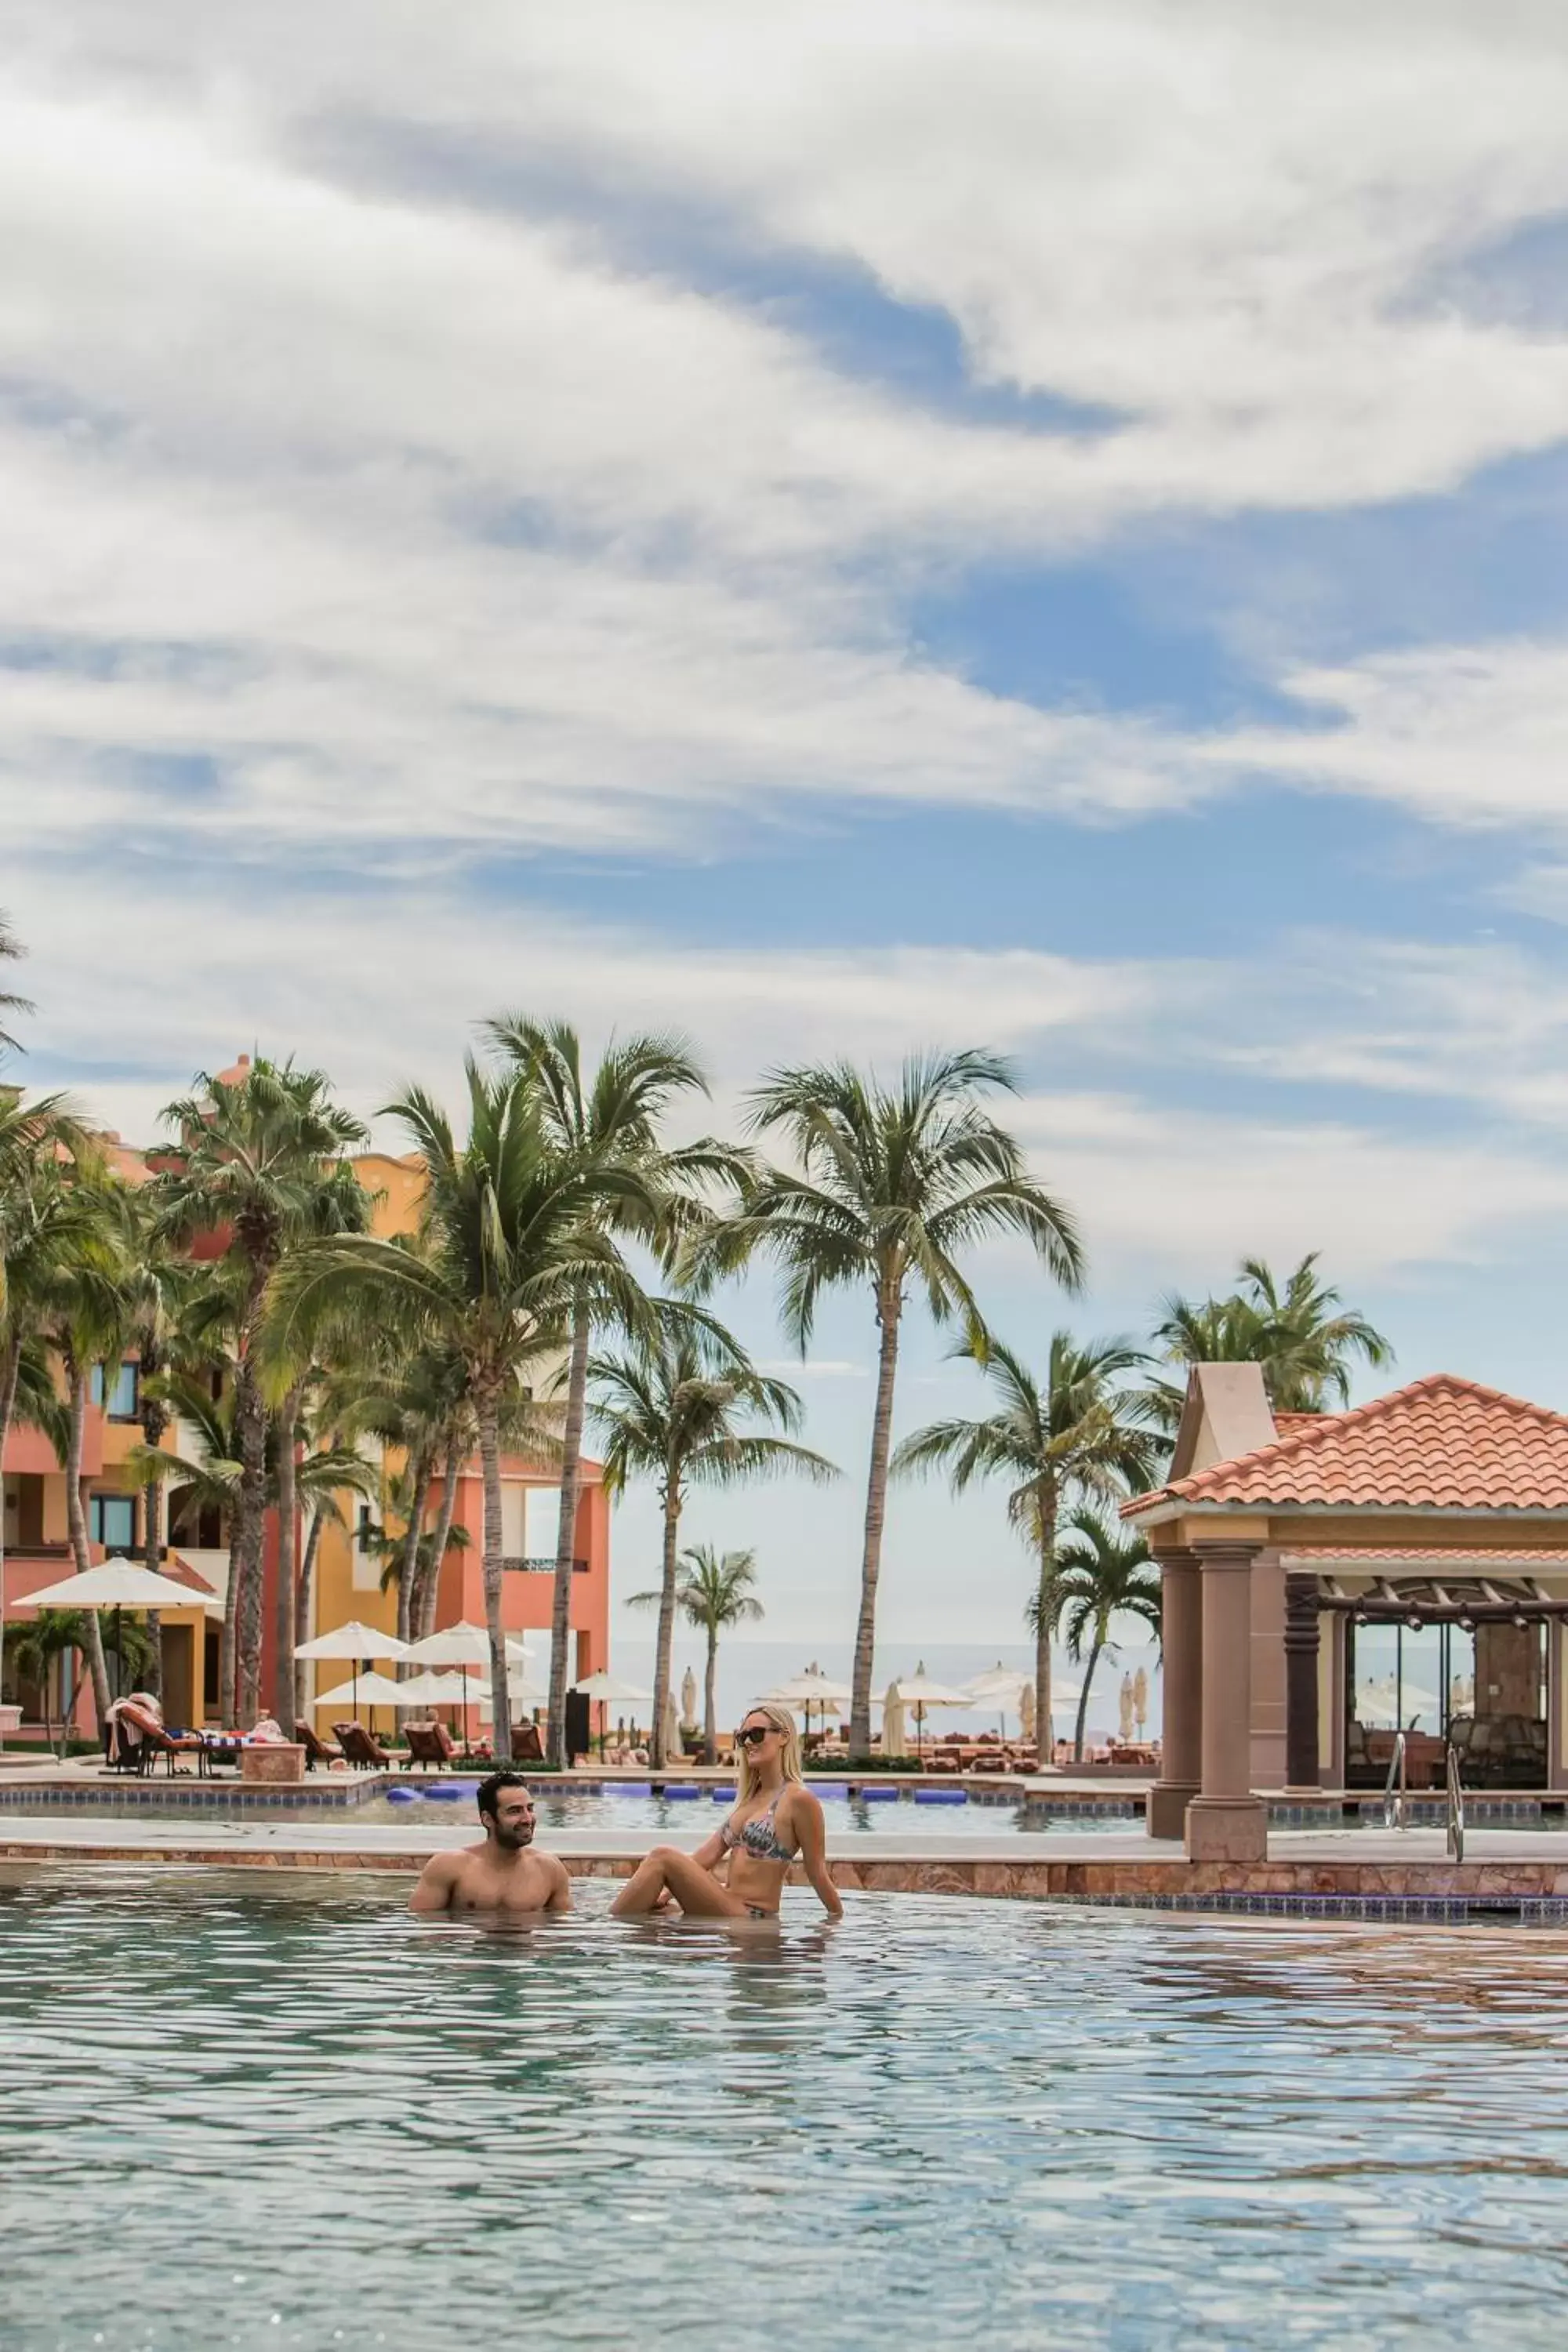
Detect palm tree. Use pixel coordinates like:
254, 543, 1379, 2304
1151, 1252, 1393, 1427
0, 909, 31, 1055
486, 1017, 742, 1766
1032, 1509, 1161, 1762
590, 1304, 835, 1766
629, 1542, 763, 1763
152, 1058, 368, 1725
893, 1332, 1161, 1759
697, 1050, 1082, 1755
7, 1610, 93, 1756
266, 1061, 653, 1756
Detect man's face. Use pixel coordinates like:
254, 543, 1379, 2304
485, 1788, 536, 1851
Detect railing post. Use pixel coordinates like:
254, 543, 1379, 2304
1284, 1571, 1322, 1791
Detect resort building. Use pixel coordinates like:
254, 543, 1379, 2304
1, 1063, 612, 1740
1128, 1363, 1568, 1859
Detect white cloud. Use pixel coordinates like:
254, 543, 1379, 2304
1015, 1091, 1568, 1283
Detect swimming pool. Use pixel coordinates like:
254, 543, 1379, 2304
5, 1867, 1566, 2347
0, 1787, 1141, 1834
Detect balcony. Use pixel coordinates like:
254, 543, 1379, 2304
501, 1555, 588, 1575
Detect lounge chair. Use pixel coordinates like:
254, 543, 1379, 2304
403, 1721, 450, 1770
296, 1722, 342, 1771
510, 1720, 545, 1763
117, 1701, 204, 1778
333, 1721, 392, 1769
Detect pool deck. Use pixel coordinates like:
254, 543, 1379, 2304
9, 1809, 1568, 1913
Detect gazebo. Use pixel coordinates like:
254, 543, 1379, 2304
1123, 1366, 1568, 1861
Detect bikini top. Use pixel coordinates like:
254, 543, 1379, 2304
720, 1790, 798, 1864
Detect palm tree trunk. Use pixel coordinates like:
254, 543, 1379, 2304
650, 1483, 681, 1769
704, 1625, 718, 1766
64, 1361, 111, 1726
294, 1502, 326, 1722
232, 1350, 268, 1729
418, 1443, 461, 1641
0, 1337, 20, 1751
138, 1373, 166, 1700
394, 1450, 432, 1730
849, 1294, 901, 1756
272, 1383, 304, 1726
1073, 1635, 1105, 1764
546, 1298, 591, 1769
1033, 1493, 1057, 1773
477, 1388, 510, 1762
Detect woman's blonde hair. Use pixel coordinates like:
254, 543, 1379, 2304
736, 1701, 804, 1801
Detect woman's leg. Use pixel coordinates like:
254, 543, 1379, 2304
611, 1846, 754, 1919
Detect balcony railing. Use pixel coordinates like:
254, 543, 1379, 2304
501, 1555, 589, 1575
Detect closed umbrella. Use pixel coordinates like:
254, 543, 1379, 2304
296, 1621, 410, 1725
1133, 1667, 1149, 1740
1118, 1673, 1135, 1744
1019, 1680, 1036, 1748
680, 1667, 699, 1731
880, 1681, 909, 1759
661, 1687, 682, 1761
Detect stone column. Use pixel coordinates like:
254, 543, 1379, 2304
1283, 1571, 1321, 1792
1148, 1546, 1202, 1839
1186, 1541, 1269, 1863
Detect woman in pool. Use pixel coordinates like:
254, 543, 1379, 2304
610, 1702, 843, 1922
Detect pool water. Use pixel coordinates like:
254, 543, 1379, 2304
5, 1870, 1567, 2348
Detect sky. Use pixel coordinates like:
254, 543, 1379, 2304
9, 2, 1568, 1703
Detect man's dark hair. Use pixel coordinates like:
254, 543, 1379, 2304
477, 1769, 531, 1824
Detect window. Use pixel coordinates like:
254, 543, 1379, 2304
89, 1494, 136, 1552
90, 1361, 140, 1419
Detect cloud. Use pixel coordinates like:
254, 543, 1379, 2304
3, 5, 1568, 882
1014, 1091, 1568, 1283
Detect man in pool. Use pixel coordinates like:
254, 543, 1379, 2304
408, 1769, 573, 1915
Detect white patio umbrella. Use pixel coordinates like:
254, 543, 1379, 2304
311, 1671, 406, 1730
402, 1623, 532, 1727
660, 1687, 682, 1761
572, 1671, 652, 1703
477, 1668, 550, 1719
771, 1664, 853, 1740
26, 1555, 219, 1611
24, 1555, 223, 1716
889, 1662, 971, 1755
680, 1666, 699, 1729
296, 1621, 410, 1722
963, 1662, 1029, 1739
393, 1670, 469, 1711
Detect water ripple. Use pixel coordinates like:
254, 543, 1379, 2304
3, 1871, 1568, 2347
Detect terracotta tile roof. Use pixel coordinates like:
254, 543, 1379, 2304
1281, 1547, 1568, 1569
1130, 1374, 1568, 1514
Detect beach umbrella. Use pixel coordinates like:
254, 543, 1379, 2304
477, 1667, 550, 1720
572, 1671, 652, 1702
296, 1621, 410, 1723
1119, 1673, 1136, 1744
1133, 1667, 1149, 1740
401, 1622, 531, 1730
24, 1555, 224, 1711
26, 1556, 220, 1612
881, 1681, 909, 1759
680, 1667, 699, 1730
1019, 1680, 1036, 1748
771, 1663, 852, 1740
964, 1662, 1029, 1740
393, 1670, 469, 1711
311, 1671, 406, 1736
661, 1686, 681, 1760
889, 1663, 971, 1755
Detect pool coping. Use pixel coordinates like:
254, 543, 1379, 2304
12, 1833, 1568, 1922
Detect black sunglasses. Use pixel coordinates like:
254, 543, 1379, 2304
737, 1724, 775, 1748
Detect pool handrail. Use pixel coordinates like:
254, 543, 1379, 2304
1445, 1742, 1465, 1863
1382, 1730, 1408, 1830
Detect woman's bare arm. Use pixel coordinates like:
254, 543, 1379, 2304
787, 1788, 843, 1918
